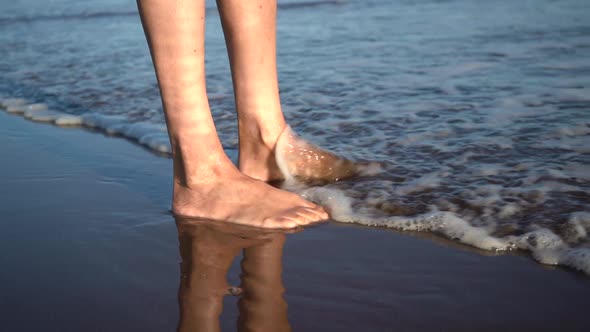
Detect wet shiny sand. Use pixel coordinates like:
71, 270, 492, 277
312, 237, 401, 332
1, 112, 589, 332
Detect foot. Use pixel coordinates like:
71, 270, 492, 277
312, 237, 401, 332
172, 170, 329, 229
239, 125, 381, 184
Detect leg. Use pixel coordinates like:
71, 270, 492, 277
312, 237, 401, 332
177, 223, 238, 332
137, 0, 328, 228
216, 0, 285, 182
238, 234, 291, 332
216, 0, 379, 183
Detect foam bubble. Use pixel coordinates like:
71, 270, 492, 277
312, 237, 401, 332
395, 171, 444, 195
431, 62, 495, 78
514, 228, 565, 251
557, 88, 590, 102
55, 115, 83, 126
531, 248, 589, 274
551, 124, 590, 137
81, 113, 128, 130
138, 133, 172, 153
564, 212, 590, 244
120, 122, 167, 139
26, 103, 49, 112
557, 248, 590, 275
0, 98, 27, 108
6, 105, 28, 114
81, 114, 172, 153
4, 102, 46, 114
498, 203, 520, 218
24, 109, 64, 122
20, 109, 83, 126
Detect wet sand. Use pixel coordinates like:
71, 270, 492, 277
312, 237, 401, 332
1, 111, 589, 332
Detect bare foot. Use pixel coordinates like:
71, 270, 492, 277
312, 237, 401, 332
172, 170, 329, 229
240, 125, 381, 184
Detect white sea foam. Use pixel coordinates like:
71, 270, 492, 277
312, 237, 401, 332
3, 100, 46, 114
55, 115, 83, 126
302, 187, 510, 250
498, 203, 520, 218
121, 122, 167, 139
509, 228, 590, 274
26, 103, 49, 112
80, 114, 172, 153
0, 98, 27, 108
270, 112, 589, 274
357, 162, 382, 177
7, 103, 49, 115
0, 99, 172, 154
551, 124, 590, 138
565, 212, 590, 244
24, 109, 66, 122
81, 114, 127, 130
296, 184, 590, 274
138, 133, 171, 154
395, 171, 444, 195
471, 164, 507, 177
6, 105, 28, 114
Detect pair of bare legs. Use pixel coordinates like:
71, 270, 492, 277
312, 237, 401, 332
138, 0, 372, 228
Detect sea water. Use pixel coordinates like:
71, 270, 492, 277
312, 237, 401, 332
1, 0, 589, 273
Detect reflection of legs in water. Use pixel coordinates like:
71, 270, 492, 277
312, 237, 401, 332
176, 220, 291, 332
177, 223, 240, 332
238, 234, 291, 332
136, 0, 328, 228
216, 0, 378, 184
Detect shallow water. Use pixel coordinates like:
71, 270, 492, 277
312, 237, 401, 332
1, 0, 589, 273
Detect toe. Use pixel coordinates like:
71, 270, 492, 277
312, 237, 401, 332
276, 216, 301, 228
262, 216, 298, 229
310, 205, 330, 220
295, 207, 328, 224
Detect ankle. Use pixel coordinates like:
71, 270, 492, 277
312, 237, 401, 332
238, 119, 286, 151
171, 135, 239, 189
175, 166, 236, 187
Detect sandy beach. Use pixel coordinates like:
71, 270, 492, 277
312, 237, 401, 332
1, 111, 589, 331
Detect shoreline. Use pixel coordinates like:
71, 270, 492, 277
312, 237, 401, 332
4, 97, 589, 276
1, 111, 589, 331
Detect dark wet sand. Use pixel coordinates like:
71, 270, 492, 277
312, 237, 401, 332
1, 111, 589, 332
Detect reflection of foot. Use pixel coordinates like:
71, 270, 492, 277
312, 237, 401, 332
239, 125, 381, 184
172, 170, 329, 229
